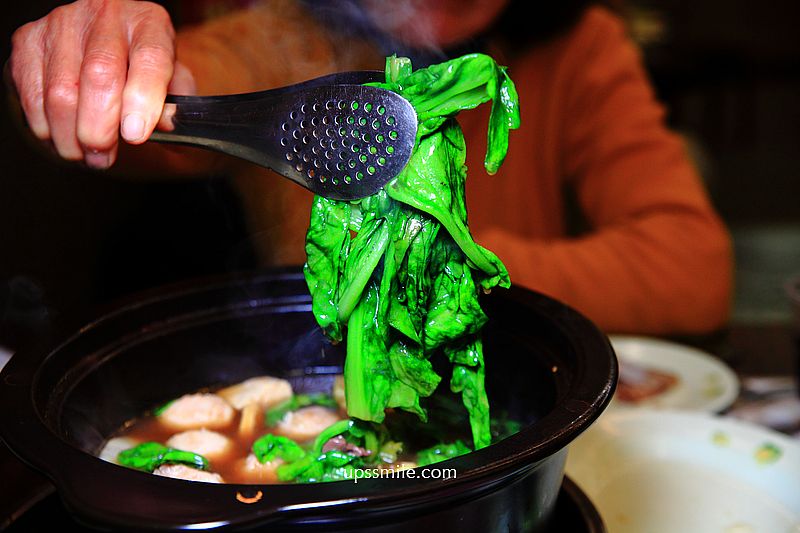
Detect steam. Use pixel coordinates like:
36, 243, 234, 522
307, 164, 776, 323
301, 0, 448, 66
359, 0, 444, 54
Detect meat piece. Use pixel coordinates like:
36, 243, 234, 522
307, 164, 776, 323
154, 464, 224, 483
321, 435, 371, 457
217, 376, 293, 410
275, 405, 341, 443
98, 437, 139, 464
236, 453, 284, 483
166, 429, 232, 460
158, 393, 235, 431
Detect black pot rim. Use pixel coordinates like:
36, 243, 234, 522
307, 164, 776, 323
0, 268, 617, 530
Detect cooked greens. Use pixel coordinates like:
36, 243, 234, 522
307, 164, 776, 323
110, 54, 521, 486
254, 419, 376, 483
416, 440, 473, 467
304, 53, 520, 450
117, 442, 209, 472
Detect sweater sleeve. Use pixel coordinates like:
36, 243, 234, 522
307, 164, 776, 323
478, 8, 733, 335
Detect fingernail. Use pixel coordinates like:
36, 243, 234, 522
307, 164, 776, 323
85, 149, 110, 169
121, 113, 146, 142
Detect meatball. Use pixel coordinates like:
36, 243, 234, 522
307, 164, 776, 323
275, 405, 342, 443
166, 429, 232, 461
217, 376, 293, 410
236, 453, 284, 484
98, 437, 139, 464
158, 393, 234, 431
154, 464, 224, 483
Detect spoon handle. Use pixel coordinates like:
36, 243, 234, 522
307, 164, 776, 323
148, 71, 417, 200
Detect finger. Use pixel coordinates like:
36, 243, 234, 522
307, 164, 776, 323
41, 13, 84, 160
158, 60, 196, 131
10, 21, 50, 140
76, 2, 128, 167
120, 6, 175, 144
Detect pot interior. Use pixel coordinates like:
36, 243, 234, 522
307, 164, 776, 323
47, 276, 574, 454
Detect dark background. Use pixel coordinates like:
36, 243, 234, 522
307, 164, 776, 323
1, 0, 799, 352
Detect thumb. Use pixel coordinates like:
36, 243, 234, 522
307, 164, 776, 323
168, 60, 197, 95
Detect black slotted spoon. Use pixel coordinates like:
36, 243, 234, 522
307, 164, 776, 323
149, 71, 417, 200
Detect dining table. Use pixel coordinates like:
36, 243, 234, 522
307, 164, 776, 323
1, 319, 797, 529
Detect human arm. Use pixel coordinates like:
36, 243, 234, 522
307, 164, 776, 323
8, 0, 380, 176
8, 0, 196, 170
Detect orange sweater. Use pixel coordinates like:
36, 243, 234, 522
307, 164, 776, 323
462, 7, 733, 334
173, 3, 733, 335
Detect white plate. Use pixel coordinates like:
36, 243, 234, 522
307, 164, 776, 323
566, 409, 800, 533
609, 335, 740, 413
0, 346, 11, 372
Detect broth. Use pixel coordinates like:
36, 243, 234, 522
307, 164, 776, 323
100, 374, 503, 484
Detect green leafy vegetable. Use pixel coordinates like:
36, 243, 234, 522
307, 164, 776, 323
260, 419, 378, 483
252, 434, 306, 463
416, 440, 473, 467
304, 53, 519, 450
117, 442, 209, 472
152, 400, 174, 417
277, 448, 362, 483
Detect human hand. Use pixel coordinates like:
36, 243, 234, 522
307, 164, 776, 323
9, 0, 196, 169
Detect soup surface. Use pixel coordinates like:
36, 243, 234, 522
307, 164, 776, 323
100, 374, 518, 484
